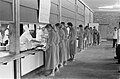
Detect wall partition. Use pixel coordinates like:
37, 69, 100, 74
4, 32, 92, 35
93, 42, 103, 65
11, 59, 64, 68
77, 0, 85, 26
49, 0, 93, 27
49, 0, 59, 24
20, 0, 38, 23
0, 0, 13, 21
61, 0, 76, 25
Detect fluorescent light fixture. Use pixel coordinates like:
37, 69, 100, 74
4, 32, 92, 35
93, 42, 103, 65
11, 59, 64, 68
99, 6, 113, 9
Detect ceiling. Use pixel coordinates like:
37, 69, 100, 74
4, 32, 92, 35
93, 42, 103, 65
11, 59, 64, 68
82, 0, 120, 12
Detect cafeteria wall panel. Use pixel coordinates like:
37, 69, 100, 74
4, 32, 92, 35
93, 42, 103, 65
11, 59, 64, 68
50, 3, 59, 15
90, 12, 93, 23
49, 13, 59, 24
61, 7, 75, 19
67, 0, 75, 4
61, 16, 68, 23
77, 20, 84, 26
20, 6, 38, 23
77, 13, 85, 22
0, 1, 13, 21
78, 7, 84, 16
85, 7, 90, 26
20, 0, 38, 9
51, 0, 59, 5
61, 0, 75, 12
77, 0, 84, 10
2, 0, 13, 3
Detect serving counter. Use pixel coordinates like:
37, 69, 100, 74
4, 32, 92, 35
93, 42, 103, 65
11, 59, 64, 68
0, 48, 44, 79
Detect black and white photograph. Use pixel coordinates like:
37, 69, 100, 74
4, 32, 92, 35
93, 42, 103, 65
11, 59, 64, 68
0, 0, 120, 79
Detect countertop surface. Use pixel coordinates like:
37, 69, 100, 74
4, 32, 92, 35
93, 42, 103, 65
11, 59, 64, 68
0, 48, 45, 65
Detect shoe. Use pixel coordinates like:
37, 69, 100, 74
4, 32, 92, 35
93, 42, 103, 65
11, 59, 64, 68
56, 68, 59, 72
72, 59, 75, 61
60, 63, 63, 68
118, 71, 120, 73
55, 66, 59, 72
64, 62, 67, 65
114, 57, 118, 59
49, 73, 55, 76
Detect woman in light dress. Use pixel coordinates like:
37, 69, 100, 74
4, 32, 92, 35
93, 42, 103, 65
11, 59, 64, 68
44, 24, 57, 76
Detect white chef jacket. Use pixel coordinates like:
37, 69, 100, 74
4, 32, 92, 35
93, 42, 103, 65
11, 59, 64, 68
113, 30, 117, 39
117, 29, 120, 44
0, 32, 2, 43
20, 31, 33, 44
20, 31, 35, 50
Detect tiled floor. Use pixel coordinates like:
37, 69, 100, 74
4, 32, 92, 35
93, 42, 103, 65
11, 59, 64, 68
22, 41, 120, 79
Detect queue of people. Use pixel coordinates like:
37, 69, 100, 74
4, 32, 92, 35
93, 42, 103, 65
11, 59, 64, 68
40, 22, 101, 76
77, 25, 100, 52
0, 22, 101, 76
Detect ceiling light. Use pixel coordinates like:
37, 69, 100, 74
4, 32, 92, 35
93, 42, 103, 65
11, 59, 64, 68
99, 6, 113, 9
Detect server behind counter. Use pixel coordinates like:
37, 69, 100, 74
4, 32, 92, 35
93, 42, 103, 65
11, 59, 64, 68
20, 24, 41, 51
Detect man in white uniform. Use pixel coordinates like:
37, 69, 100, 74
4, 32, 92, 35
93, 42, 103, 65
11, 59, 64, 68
20, 24, 41, 51
113, 27, 117, 48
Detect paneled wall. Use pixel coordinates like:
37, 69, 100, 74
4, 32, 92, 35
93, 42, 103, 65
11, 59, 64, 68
49, 0, 59, 24
0, 0, 38, 23
77, 0, 85, 26
61, 0, 76, 25
49, 0, 93, 27
89, 12, 93, 23
20, 0, 38, 23
0, 0, 93, 26
0, 0, 13, 21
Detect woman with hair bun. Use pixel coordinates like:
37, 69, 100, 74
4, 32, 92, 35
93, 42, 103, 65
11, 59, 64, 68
44, 24, 56, 76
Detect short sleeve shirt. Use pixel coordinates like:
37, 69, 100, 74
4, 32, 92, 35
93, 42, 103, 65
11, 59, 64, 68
20, 31, 33, 44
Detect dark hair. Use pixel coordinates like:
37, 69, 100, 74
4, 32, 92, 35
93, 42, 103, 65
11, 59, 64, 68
89, 27, 92, 29
55, 23, 60, 27
45, 24, 52, 29
61, 22, 65, 25
67, 22, 73, 26
55, 23, 62, 28
79, 25, 83, 27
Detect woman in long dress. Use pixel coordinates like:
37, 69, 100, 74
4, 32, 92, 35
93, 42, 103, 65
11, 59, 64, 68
44, 24, 56, 76
93, 26, 98, 45
53, 24, 60, 72
67, 22, 76, 60
56, 23, 66, 68
78, 25, 83, 51
61, 22, 68, 65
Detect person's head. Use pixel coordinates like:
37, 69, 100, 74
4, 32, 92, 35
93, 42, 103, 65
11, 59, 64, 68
67, 22, 73, 28
119, 22, 120, 28
79, 25, 83, 28
45, 24, 53, 32
55, 23, 62, 29
29, 24, 35, 34
114, 27, 117, 30
42, 27, 45, 31
89, 27, 92, 30
61, 22, 65, 27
